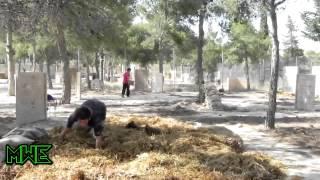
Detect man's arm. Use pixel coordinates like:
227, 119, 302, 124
60, 114, 76, 140
93, 123, 104, 149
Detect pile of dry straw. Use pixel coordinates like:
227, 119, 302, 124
0, 115, 285, 180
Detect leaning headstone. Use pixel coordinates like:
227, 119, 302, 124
152, 73, 164, 93
135, 69, 149, 91
16, 72, 47, 126
295, 74, 316, 111
205, 83, 223, 110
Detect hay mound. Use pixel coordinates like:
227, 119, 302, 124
2, 115, 285, 180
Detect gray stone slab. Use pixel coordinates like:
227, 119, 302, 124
295, 74, 316, 111
55, 72, 62, 84
135, 70, 149, 91
227, 78, 246, 92
152, 73, 163, 93
16, 72, 47, 126
70, 68, 77, 89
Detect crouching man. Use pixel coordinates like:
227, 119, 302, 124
60, 99, 106, 149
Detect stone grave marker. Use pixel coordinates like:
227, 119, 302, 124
152, 73, 164, 93
135, 69, 149, 91
295, 74, 316, 111
16, 72, 47, 126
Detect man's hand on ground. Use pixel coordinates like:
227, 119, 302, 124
59, 128, 71, 142
95, 136, 103, 149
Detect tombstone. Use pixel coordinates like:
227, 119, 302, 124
70, 68, 78, 89
295, 74, 316, 111
295, 57, 316, 111
75, 72, 81, 100
16, 72, 47, 126
55, 72, 62, 84
297, 56, 312, 74
135, 69, 149, 91
152, 73, 164, 93
227, 78, 246, 92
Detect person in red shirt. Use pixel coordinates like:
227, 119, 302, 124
122, 68, 131, 97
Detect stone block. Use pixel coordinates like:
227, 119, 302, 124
70, 68, 77, 89
135, 70, 149, 91
152, 73, 164, 93
295, 74, 316, 111
16, 72, 47, 126
227, 78, 246, 92
0, 73, 6, 79
55, 72, 62, 84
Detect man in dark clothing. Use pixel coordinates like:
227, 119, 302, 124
60, 99, 106, 149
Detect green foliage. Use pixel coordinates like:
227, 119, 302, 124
225, 22, 270, 64
203, 33, 221, 72
302, 0, 320, 42
283, 16, 304, 62
305, 50, 320, 65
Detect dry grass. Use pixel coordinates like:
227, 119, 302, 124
1, 115, 285, 180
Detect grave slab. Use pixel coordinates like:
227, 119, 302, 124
295, 74, 316, 111
152, 73, 164, 93
135, 70, 149, 91
16, 72, 47, 126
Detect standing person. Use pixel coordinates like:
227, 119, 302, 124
60, 99, 106, 149
122, 68, 131, 98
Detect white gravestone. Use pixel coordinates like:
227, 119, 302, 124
16, 72, 47, 126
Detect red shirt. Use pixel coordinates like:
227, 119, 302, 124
123, 72, 130, 84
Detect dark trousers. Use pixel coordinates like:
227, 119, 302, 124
122, 83, 130, 97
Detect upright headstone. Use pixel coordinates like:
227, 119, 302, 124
152, 73, 164, 93
70, 68, 77, 89
295, 57, 316, 111
227, 78, 246, 92
135, 69, 149, 91
76, 72, 81, 100
16, 72, 47, 126
55, 72, 62, 84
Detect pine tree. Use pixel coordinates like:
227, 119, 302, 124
283, 16, 303, 65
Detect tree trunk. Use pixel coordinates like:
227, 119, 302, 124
159, 50, 164, 74
6, 22, 15, 96
94, 52, 100, 79
196, 5, 206, 103
18, 60, 21, 73
245, 57, 251, 90
266, 4, 281, 129
32, 42, 37, 72
56, 22, 71, 104
39, 61, 44, 72
86, 57, 91, 90
100, 54, 104, 82
124, 48, 130, 68
46, 60, 53, 89
77, 48, 80, 72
